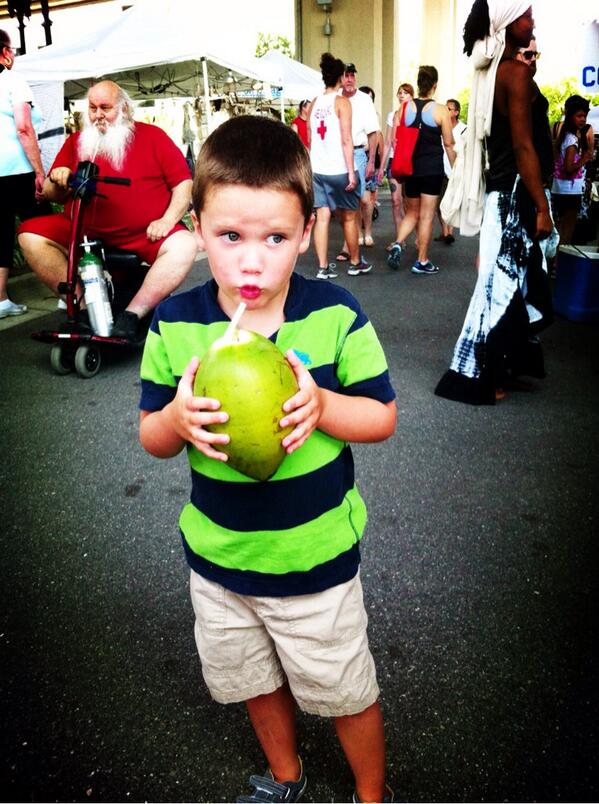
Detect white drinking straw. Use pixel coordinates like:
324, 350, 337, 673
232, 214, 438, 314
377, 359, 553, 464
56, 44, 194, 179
224, 301, 246, 339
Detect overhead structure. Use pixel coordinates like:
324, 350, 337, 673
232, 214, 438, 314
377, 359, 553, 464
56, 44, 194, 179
14, 0, 322, 102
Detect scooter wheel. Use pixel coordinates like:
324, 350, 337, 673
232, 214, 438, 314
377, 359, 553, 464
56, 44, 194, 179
50, 344, 74, 375
74, 344, 101, 378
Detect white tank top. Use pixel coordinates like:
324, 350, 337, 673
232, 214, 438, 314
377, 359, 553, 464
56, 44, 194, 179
309, 92, 348, 175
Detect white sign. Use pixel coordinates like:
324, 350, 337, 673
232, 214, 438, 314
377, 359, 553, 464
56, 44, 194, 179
581, 21, 599, 94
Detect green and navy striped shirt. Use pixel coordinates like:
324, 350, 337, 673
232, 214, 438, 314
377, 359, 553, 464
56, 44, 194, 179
140, 274, 395, 596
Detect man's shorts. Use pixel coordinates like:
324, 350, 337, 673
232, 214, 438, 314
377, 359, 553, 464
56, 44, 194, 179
313, 172, 361, 212
403, 174, 444, 198
190, 570, 380, 718
353, 147, 368, 199
18, 212, 188, 265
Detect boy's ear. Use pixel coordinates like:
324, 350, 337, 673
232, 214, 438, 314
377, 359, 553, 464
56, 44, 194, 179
190, 210, 206, 251
298, 213, 315, 255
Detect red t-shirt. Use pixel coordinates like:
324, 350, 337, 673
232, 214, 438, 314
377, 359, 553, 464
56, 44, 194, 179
291, 116, 309, 149
53, 121, 191, 243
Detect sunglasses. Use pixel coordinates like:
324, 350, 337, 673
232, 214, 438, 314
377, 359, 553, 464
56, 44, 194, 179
521, 50, 540, 60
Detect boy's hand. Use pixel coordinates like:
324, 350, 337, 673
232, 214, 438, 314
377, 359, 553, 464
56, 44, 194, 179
279, 349, 323, 454
170, 357, 230, 461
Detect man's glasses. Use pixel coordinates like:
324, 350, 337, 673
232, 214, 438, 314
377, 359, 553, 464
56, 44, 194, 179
521, 50, 540, 60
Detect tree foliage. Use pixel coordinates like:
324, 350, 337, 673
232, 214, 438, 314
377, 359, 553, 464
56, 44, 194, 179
456, 77, 598, 129
255, 32, 294, 58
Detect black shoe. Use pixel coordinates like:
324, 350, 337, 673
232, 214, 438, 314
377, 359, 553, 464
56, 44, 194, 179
112, 310, 141, 341
59, 309, 91, 334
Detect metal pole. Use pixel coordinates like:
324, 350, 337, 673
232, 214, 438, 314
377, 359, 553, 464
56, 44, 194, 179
201, 57, 213, 135
40, 0, 52, 46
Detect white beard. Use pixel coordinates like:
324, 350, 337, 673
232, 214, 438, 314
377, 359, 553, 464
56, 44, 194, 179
78, 111, 135, 171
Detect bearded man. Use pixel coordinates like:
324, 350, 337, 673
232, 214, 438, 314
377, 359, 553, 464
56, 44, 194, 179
18, 80, 197, 340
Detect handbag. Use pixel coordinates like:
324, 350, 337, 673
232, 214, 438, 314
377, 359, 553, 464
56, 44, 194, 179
390, 101, 421, 180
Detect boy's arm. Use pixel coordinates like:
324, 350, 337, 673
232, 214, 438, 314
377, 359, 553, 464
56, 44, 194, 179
280, 350, 396, 454
139, 356, 230, 460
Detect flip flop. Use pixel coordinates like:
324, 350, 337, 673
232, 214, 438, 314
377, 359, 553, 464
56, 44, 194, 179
336, 250, 350, 261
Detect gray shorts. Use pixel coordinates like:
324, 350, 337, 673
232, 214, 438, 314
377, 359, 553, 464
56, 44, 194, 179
190, 570, 380, 717
313, 172, 361, 211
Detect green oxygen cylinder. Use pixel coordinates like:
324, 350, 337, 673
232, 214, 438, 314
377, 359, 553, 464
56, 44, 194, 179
78, 237, 113, 336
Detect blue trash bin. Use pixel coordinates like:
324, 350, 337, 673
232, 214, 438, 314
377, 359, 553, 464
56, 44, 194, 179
553, 245, 599, 323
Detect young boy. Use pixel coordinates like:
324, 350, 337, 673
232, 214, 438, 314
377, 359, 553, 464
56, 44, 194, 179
138, 115, 397, 803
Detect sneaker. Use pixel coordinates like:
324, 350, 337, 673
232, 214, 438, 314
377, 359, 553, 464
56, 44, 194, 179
0, 299, 27, 319
387, 242, 402, 271
358, 234, 364, 246
411, 260, 439, 275
112, 310, 141, 341
316, 263, 338, 280
237, 758, 307, 803
353, 784, 394, 803
347, 258, 372, 276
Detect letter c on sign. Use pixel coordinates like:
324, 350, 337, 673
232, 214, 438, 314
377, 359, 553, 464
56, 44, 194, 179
582, 66, 597, 87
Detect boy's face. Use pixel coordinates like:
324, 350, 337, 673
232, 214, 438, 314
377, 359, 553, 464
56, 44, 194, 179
193, 185, 313, 322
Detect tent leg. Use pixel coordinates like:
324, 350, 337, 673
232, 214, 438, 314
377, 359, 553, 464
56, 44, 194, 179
201, 57, 212, 135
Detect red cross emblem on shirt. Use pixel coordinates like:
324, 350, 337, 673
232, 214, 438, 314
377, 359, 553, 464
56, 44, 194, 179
317, 119, 327, 140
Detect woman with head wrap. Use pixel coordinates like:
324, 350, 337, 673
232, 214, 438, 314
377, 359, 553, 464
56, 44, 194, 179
435, 1, 556, 405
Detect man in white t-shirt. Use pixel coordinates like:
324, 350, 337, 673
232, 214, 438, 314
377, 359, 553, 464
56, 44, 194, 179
336, 63, 380, 266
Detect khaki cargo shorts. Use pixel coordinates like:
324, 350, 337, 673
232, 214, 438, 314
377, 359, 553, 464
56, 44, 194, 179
190, 570, 380, 717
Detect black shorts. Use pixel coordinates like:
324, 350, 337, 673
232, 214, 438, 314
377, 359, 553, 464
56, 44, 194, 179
551, 193, 581, 218
0, 172, 52, 267
403, 174, 444, 198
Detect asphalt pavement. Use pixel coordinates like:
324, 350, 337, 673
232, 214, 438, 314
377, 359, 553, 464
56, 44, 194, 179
1, 195, 598, 803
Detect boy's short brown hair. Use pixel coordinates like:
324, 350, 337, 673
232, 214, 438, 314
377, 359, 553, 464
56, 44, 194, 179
193, 115, 314, 224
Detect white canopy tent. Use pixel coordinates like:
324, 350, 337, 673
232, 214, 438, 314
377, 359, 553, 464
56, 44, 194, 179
14, 0, 323, 166
14, 0, 322, 110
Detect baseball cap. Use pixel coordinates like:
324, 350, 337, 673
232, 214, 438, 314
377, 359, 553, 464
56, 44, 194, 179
344, 63, 357, 74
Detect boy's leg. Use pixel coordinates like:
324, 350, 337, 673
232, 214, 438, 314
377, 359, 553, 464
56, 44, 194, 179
334, 700, 386, 803
245, 682, 302, 783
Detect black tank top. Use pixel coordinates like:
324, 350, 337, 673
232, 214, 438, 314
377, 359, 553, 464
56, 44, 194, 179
486, 82, 553, 192
410, 99, 444, 177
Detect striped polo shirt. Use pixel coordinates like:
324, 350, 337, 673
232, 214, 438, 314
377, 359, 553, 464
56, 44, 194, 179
140, 273, 395, 597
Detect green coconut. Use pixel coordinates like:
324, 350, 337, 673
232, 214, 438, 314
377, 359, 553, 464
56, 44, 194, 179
194, 322, 298, 482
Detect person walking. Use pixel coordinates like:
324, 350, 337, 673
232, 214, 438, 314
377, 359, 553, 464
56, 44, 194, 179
435, 99, 467, 244
385, 66, 456, 275
435, 0, 555, 405
379, 83, 414, 252
308, 53, 365, 279
333, 62, 378, 270
0, 29, 51, 319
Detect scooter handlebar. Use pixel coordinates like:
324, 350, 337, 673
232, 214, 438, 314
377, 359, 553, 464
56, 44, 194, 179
101, 176, 131, 186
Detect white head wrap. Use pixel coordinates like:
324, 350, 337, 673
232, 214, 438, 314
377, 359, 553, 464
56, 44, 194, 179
440, 0, 533, 235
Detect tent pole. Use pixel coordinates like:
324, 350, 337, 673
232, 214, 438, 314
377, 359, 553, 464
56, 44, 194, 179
280, 89, 284, 123
201, 57, 212, 135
